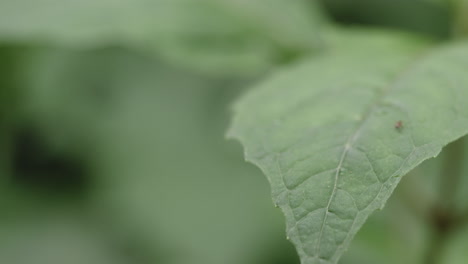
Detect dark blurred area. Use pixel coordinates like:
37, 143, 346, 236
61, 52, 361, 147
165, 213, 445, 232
0, 1, 465, 264
320, 0, 452, 38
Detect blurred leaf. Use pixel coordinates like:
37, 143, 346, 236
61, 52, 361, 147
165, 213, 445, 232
454, 0, 468, 37
13, 47, 298, 264
438, 223, 468, 264
320, 0, 451, 38
0, 0, 326, 76
0, 46, 21, 188
0, 211, 130, 264
0, 46, 18, 116
228, 30, 468, 264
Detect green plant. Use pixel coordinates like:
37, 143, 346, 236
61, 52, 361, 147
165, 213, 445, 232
1, 1, 468, 264
228, 2, 468, 264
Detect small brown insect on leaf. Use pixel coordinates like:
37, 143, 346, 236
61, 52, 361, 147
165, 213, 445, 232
395, 120, 403, 130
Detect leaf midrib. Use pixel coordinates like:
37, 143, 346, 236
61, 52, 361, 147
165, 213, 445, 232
314, 49, 430, 259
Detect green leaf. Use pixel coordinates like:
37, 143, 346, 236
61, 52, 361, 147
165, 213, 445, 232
0, 0, 325, 76
228, 31, 468, 264
340, 169, 432, 264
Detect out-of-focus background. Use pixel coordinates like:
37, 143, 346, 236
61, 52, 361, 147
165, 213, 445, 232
0, 1, 466, 264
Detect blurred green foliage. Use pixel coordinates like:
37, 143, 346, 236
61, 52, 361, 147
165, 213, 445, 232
0, 0, 466, 264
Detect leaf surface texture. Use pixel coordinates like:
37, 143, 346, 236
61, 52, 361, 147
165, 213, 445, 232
229, 32, 468, 264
